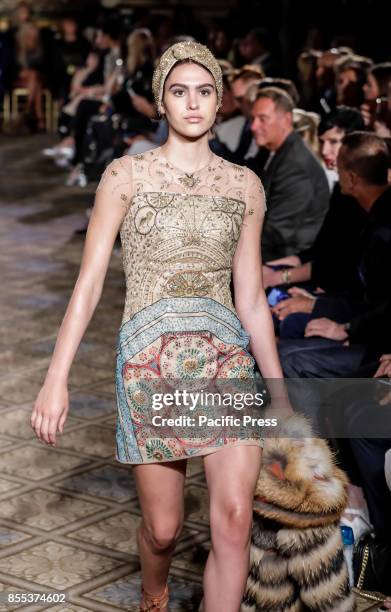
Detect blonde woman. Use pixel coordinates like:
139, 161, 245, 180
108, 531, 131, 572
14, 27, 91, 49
31, 41, 287, 612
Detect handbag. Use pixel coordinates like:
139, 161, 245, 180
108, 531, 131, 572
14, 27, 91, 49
353, 531, 391, 602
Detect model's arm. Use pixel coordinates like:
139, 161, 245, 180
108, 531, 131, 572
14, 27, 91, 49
232, 168, 287, 399
31, 158, 132, 446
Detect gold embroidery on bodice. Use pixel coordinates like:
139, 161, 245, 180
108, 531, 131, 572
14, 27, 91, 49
96, 146, 266, 323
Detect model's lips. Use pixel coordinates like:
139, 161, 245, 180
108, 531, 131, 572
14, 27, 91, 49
185, 116, 203, 122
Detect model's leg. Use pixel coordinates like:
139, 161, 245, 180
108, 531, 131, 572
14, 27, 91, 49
133, 459, 187, 605
202, 445, 262, 612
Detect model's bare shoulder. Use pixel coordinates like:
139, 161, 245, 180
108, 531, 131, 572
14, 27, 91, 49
245, 166, 267, 215
95, 156, 134, 210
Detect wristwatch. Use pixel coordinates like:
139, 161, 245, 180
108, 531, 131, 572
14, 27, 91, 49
281, 268, 291, 284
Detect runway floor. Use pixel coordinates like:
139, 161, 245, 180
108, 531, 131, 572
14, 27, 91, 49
0, 136, 378, 611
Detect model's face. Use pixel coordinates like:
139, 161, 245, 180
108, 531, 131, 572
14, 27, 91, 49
319, 126, 345, 170
363, 73, 380, 101
161, 63, 217, 137
251, 97, 291, 150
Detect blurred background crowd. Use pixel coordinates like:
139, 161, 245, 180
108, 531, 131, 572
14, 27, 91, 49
1, 0, 391, 598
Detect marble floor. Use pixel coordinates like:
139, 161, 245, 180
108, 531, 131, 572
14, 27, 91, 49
0, 136, 379, 611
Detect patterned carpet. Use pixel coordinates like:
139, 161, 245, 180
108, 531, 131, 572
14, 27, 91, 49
0, 136, 379, 611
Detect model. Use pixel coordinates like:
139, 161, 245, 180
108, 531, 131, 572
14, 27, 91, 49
31, 41, 287, 612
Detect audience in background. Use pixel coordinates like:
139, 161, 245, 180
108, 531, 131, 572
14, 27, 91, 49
279, 132, 391, 377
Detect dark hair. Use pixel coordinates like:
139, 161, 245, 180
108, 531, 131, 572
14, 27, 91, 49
340, 131, 388, 185
369, 62, 391, 97
230, 64, 265, 83
319, 106, 365, 136
253, 86, 294, 113
99, 18, 122, 42
257, 77, 299, 105
248, 27, 271, 51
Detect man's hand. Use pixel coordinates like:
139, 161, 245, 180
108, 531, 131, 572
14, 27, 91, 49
272, 287, 316, 320
130, 94, 156, 118
305, 317, 348, 341
262, 265, 281, 288
374, 354, 391, 378
265, 255, 301, 267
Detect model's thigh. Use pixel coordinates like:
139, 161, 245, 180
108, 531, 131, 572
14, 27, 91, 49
133, 460, 187, 531
203, 446, 262, 536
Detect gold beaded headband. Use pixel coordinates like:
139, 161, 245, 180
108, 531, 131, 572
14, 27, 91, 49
152, 41, 223, 113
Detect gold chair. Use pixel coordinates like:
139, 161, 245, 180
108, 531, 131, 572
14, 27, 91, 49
3, 88, 59, 131
2, 92, 11, 123
11, 87, 53, 130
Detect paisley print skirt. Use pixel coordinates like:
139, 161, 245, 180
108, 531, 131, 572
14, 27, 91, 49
115, 297, 264, 464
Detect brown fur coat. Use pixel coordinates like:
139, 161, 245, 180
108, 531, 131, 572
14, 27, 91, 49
241, 415, 356, 612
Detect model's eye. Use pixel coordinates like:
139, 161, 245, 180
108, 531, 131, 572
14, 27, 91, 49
200, 89, 212, 96
172, 89, 185, 96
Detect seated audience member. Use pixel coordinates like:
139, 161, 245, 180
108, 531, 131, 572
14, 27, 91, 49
249, 86, 329, 261
257, 77, 300, 106
207, 19, 235, 64
65, 20, 123, 186
111, 28, 156, 121
239, 27, 281, 77
334, 55, 371, 108
278, 132, 391, 379
210, 63, 244, 153
293, 108, 320, 155
297, 49, 322, 110
9, 2, 46, 130
51, 15, 91, 104
315, 48, 342, 114
263, 107, 367, 336
361, 62, 391, 129
211, 65, 263, 164
43, 50, 104, 161
332, 356, 391, 545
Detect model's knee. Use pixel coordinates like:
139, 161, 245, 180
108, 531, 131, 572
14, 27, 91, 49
210, 503, 252, 548
142, 518, 182, 553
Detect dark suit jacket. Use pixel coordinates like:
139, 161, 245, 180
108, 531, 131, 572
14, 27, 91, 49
312, 186, 391, 359
257, 131, 330, 261
299, 183, 367, 293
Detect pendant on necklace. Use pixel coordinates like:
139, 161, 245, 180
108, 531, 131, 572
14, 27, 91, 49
179, 173, 201, 189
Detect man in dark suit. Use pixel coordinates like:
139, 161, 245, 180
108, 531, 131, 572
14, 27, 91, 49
249, 87, 330, 262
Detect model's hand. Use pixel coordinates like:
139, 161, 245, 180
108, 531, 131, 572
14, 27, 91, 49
304, 317, 348, 341
31, 379, 69, 446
